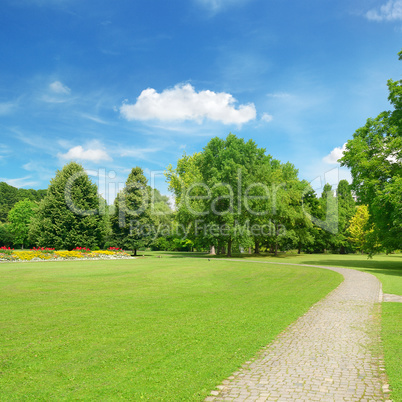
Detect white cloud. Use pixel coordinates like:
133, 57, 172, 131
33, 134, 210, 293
80, 113, 109, 125
196, 0, 251, 12
120, 83, 256, 125
119, 147, 161, 158
58, 145, 112, 162
323, 143, 347, 164
0, 144, 10, 161
50, 80, 71, 94
266, 92, 292, 99
366, 0, 402, 21
0, 175, 39, 188
0, 101, 18, 115
261, 113, 273, 123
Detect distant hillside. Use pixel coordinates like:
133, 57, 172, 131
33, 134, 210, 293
0, 182, 46, 223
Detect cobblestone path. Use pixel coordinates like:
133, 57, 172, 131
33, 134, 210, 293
206, 262, 388, 402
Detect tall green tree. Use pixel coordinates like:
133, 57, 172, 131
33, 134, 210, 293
0, 182, 46, 223
29, 162, 106, 249
167, 133, 311, 257
340, 51, 402, 253
111, 167, 152, 255
348, 205, 372, 253
317, 184, 339, 252
8, 199, 37, 249
336, 180, 356, 253
167, 134, 270, 256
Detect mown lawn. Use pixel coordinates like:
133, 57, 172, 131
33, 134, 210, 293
201, 251, 401, 295
382, 303, 402, 402
0, 258, 341, 401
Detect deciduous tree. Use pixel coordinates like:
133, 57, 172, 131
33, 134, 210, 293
348, 205, 371, 253
340, 51, 402, 253
8, 199, 37, 249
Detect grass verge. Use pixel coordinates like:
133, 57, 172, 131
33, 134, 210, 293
382, 303, 402, 401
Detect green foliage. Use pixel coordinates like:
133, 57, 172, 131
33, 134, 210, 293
111, 167, 153, 255
166, 133, 313, 256
0, 182, 45, 223
0, 222, 14, 246
29, 162, 106, 250
348, 205, 372, 253
8, 199, 37, 248
340, 51, 402, 254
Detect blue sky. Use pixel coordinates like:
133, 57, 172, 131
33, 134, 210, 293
1, 0, 401, 203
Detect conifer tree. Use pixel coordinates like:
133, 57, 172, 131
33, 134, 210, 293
29, 162, 105, 249
111, 167, 152, 255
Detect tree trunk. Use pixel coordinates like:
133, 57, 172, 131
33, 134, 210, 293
298, 243, 301, 254
274, 224, 279, 256
227, 239, 232, 257
254, 241, 260, 254
132, 248, 137, 256
248, 247, 252, 254
209, 245, 216, 255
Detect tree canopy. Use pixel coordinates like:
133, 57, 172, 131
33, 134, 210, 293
0, 182, 45, 223
111, 167, 153, 255
340, 51, 402, 253
8, 199, 37, 249
166, 133, 314, 256
29, 162, 106, 250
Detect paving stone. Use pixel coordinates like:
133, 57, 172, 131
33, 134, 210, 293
205, 262, 387, 401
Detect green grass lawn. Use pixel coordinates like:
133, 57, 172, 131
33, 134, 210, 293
190, 251, 401, 295
382, 303, 402, 402
0, 258, 342, 401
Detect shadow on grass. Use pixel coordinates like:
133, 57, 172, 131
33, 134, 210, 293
147, 251, 402, 280
301, 258, 402, 279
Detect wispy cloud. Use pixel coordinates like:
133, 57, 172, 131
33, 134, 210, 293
58, 145, 112, 163
0, 100, 19, 116
0, 175, 39, 188
323, 143, 346, 164
11, 128, 57, 153
0, 145, 11, 162
266, 92, 292, 99
41, 80, 72, 103
366, 0, 402, 21
80, 113, 110, 125
196, 0, 253, 13
22, 161, 55, 181
11, 0, 76, 8
50, 80, 71, 94
120, 83, 256, 125
119, 146, 161, 159
261, 113, 273, 123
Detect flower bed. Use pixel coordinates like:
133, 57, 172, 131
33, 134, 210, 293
0, 247, 131, 262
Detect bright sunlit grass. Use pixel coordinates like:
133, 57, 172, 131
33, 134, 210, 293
0, 257, 341, 400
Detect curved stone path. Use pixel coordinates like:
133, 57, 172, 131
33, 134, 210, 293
205, 261, 389, 402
